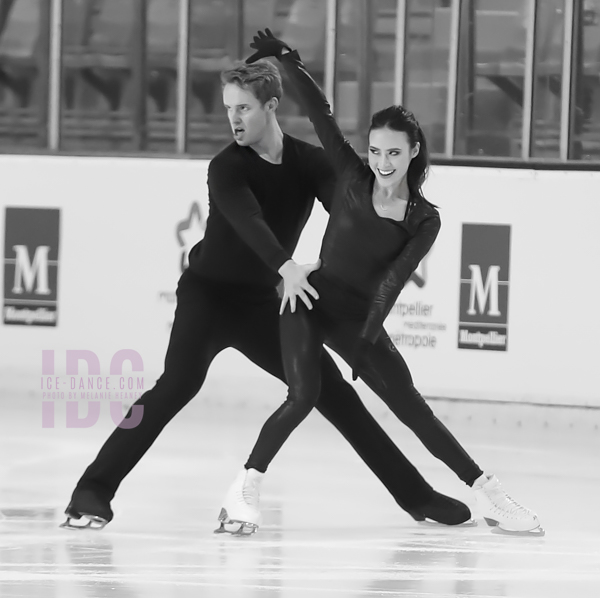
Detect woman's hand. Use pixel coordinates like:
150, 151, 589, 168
278, 259, 321, 315
351, 338, 372, 381
246, 28, 292, 64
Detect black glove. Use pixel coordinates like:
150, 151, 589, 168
246, 28, 292, 64
351, 338, 372, 381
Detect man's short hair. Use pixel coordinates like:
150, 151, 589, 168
221, 60, 283, 105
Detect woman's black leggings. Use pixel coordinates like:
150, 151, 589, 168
246, 303, 483, 486
75, 269, 441, 511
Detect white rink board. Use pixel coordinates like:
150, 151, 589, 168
398, 167, 600, 407
0, 155, 282, 408
1, 155, 599, 408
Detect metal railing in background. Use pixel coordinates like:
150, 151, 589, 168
521, 0, 537, 159
445, 0, 461, 157
48, 0, 62, 150
0, 0, 598, 166
176, 0, 190, 154
324, 0, 338, 112
561, 0, 576, 160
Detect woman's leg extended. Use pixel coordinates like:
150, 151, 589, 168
73, 271, 228, 501
329, 326, 483, 486
243, 303, 324, 472
235, 301, 434, 510
236, 301, 473, 522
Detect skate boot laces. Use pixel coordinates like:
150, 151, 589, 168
475, 475, 543, 535
487, 485, 531, 518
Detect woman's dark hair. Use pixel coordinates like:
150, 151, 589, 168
369, 105, 430, 201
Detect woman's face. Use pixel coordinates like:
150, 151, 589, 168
368, 127, 419, 191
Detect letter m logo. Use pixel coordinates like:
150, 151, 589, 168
457, 224, 510, 351
12, 245, 51, 295
467, 265, 501, 317
3, 208, 60, 327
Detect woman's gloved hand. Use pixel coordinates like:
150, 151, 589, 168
246, 28, 292, 64
351, 338, 372, 381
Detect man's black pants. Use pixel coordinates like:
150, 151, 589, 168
75, 269, 434, 511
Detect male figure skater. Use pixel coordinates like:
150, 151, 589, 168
61, 59, 470, 533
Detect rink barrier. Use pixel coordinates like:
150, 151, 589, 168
1, 155, 599, 408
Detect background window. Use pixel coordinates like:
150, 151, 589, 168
187, 0, 239, 155
454, 0, 528, 158
404, 0, 453, 155
531, 0, 564, 159
570, 0, 600, 160
0, 0, 598, 162
269, 0, 328, 147
335, 0, 398, 151
61, 0, 179, 153
0, 0, 50, 150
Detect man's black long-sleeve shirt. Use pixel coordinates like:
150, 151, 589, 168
188, 133, 335, 288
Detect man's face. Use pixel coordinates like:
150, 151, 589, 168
222, 83, 270, 146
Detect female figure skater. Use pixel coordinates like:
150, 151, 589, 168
221, 30, 543, 537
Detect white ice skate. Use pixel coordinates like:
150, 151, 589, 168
473, 474, 544, 536
215, 468, 263, 536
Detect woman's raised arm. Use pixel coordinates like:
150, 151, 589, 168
247, 29, 364, 176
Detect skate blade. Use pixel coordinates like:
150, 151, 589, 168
418, 518, 477, 528
214, 520, 258, 536
214, 508, 258, 536
59, 514, 108, 531
484, 517, 545, 537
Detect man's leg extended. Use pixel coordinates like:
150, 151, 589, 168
63, 272, 229, 526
